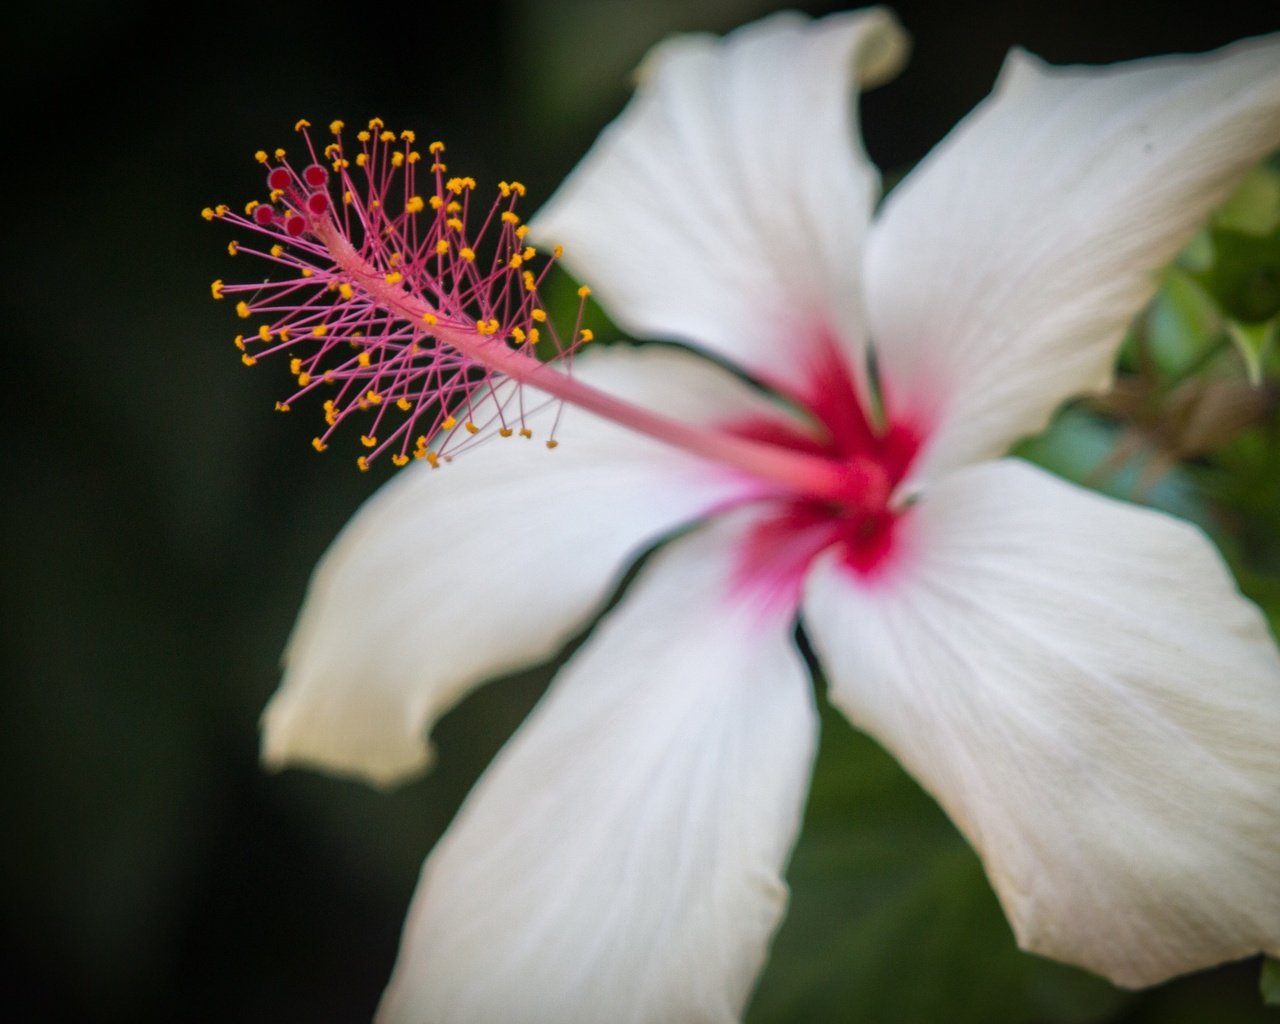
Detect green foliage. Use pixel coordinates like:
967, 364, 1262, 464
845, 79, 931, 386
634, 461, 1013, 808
1261, 958, 1280, 1007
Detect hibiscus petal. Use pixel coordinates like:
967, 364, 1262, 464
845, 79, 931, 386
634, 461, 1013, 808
867, 36, 1280, 489
803, 459, 1280, 988
530, 9, 907, 400
261, 346, 784, 788
376, 515, 818, 1023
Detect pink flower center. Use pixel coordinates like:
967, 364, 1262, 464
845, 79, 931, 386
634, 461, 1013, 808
730, 340, 924, 612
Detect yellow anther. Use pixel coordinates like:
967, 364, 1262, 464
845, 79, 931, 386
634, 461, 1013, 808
400, 130, 416, 143
366, 390, 383, 405
227, 240, 239, 256
441, 415, 457, 430
391, 151, 405, 168
519, 427, 533, 439
429, 195, 444, 210
269, 188, 285, 203
357, 130, 370, 143
339, 283, 354, 300
446, 178, 464, 194
201, 206, 215, 221
531, 308, 547, 322
333, 158, 350, 170
300, 268, 314, 278
396, 398, 411, 412
357, 352, 372, 367
254, 150, 269, 164
368, 117, 385, 130
431, 161, 446, 173
406, 196, 425, 214
312, 325, 328, 337
236, 301, 251, 319
428, 141, 445, 154
343, 190, 353, 205
270, 244, 284, 257
296, 372, 311, 386
233, 335, 245, 351
360, 434, 377, 448
279, 328, 291, 342
460, 247, 476, 262
385, 271, 403, 285
498, 181, 511, 197
211, 279, 225, 300
241, 353, 257, 366
380, 130, 396, 143
464, 421, 479, 435
436, 239, 450, 255
579, 328, 594, 342
528, 327, 541, 344
499, 427, 513, 438
446, 217, 463, 231
391, 453, 409, 467
357, 456, 370, 472
330, 119, 345, 134
274, 148, 286, 160
356, 152, 368, 168
258, 325, 273, 341
312, 437, 328, 452
522, 246, 536, 261
508, 255, 523, 269
275, 401, 291, 412
577, 285, 592, 298
295, 118, 311, 131
553, 244, 564, 259
407, 151, 421, 164
426, 451, 440, 468
515, 224, 529, 239
511, 326, 526, 344
501, 211, 519, 225
324, 143, 340, 158
509, 181, 527, 196
422, 312, 438, 325
523, 271, 537, 292
290, 357, 303, 374
546, 439, 559, 449
445, 201, 461, 214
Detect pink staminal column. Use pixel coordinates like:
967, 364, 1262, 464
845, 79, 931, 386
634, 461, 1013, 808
206, 118, 918, 536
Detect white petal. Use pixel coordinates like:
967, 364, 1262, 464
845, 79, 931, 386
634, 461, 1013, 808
261, 346, 783, 788
868, 36, 1280, 489
377, 515, 817, 1024
804, 460, 1280, 988
531, 9, 907, 400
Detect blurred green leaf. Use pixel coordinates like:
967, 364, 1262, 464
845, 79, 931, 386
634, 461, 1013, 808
1144, 266, 1222, 376
1215, 160, 1280, 237
1226, 317, 1278, 386
1261, 958, 1280, 1007
1194, 227, 1280, 325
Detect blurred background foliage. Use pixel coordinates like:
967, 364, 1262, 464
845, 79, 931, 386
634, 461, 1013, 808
3, 1, 1279, 1021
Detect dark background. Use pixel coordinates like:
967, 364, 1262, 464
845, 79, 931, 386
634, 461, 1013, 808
4, 1, 1279, 1021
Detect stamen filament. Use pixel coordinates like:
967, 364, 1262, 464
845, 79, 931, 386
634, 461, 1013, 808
316, 220, 858, 502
